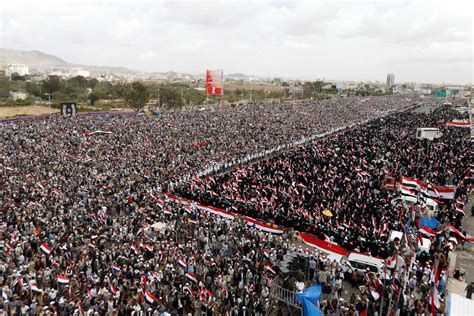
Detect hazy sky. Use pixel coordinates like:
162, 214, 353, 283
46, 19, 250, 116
1, 0, 472, 84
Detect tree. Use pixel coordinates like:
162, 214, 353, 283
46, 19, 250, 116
42, 76, 63, 96
158, 85, 183, 108
93, 81, 113, 99
25, 82, 42, 97
87, 78, 99, 89
68, 76, 88, 89
88, 92, 100, 105
125, 81, 150, 109
11, 72, 27, 81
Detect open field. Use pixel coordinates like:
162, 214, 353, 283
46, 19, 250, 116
0, 105, 59, 118
0, 105, 134, 118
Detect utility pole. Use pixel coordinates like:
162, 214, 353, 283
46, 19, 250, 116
156, 88, 160, 108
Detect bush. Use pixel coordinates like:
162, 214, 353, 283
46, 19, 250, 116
0, 98, 33, 107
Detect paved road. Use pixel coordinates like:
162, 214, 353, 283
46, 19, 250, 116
455, 196, 474, 281
448, 195, 474, 298
411, 103, 437, 114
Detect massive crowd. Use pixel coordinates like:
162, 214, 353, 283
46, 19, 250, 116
0, 96, 471, 315
176, 107, 470, 259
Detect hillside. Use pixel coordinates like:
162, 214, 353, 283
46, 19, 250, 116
0, 48, 66, 67
0, 48, 136, 74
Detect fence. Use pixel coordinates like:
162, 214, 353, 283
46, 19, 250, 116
270, 282, 302, 313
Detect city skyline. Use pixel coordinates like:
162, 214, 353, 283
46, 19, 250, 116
1, 0, 472, 85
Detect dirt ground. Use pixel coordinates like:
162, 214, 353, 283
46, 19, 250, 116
0, 106, 133, 118
0, 105, 59, 118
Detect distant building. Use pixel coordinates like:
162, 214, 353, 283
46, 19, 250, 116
5, 64, 29, 77
69, 68, 90, 77
386, 73, 395, 87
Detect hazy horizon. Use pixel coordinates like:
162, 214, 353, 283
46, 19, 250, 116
1, 0, 472, 85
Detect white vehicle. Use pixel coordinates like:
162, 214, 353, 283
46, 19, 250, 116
391, 195, 439, 216
390, 231, 431, 253
455, 107, 468, 114
341, 253, 384, 275
416, 128, 442, 141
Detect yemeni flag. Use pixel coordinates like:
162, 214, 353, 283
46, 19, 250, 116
432, 185, 455, 200
263, 249, 270, 258
112, 265, 121, 273
455, 205, 465, 215
178, 258, 188, 268
6, 242, 14, 252
371, 217, 377, 229
57, 275, 70, 284
110, 283, 118, 296
183, 285, 194, 296
446, 120, 469, 127
40, 242, 52, 255
130, 244, 139, 254
400, 186, 417, 197
423, 184, 440, 199
419, 226, 436, 237
163, 208, 173, 215
189, 219, 198, 224
401, 177, 422, 191
186, 272, 198, 283
446, 224, 474, 243
145, 290, 158, 304
30, 281, 42, 292
265, 264, 276, 274
84, 130, 113, 135
146, 244, 154, 252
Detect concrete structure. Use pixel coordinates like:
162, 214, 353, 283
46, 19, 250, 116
386, 73, 395, 87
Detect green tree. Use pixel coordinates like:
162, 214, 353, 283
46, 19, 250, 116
11, 73, 27, 81
42, 76, 63, 96
111, 83, 126, 98
158, 85, 183, 108
125, 81, 150, 109
25, 82, 42, 97
88, 92, 100, 105
87, 78, 99, 89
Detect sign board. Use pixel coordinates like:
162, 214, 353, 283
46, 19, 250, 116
206, 69, 224, 96
60, 102, 77, 118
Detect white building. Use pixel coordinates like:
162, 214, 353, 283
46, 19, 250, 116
5, 64, 29, 77
9, 91, 28, 100
69, 68, 90, 77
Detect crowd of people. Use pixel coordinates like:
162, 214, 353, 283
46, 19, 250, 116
174, 104, 471, 314
1, 96, 471, 315
177, 106, 470, 258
